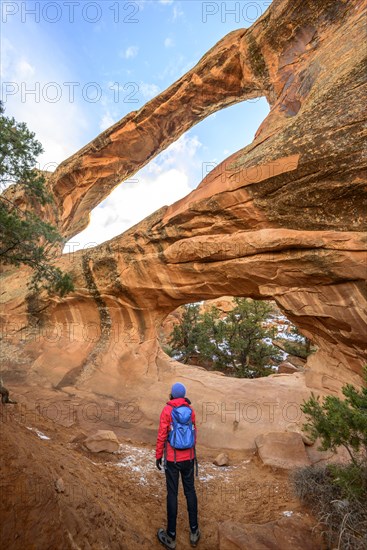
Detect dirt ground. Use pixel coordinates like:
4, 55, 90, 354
0, 387, 322, 550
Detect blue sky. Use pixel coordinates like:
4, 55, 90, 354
1, 0, 271, 249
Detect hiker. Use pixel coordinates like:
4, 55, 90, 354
156, 382, 200, 549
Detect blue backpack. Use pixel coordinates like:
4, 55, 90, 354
168, 404, 195, 450
164, 403, 198, 475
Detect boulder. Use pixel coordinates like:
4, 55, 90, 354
54, 478, 65, 493
255, 432, 310, 469
84, 430, 120, 453
213, 453, 229, 467
285, 423, 314, 446
218, 517, 322, 550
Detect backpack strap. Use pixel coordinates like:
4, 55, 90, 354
163, 404, 174, 470
164, 403, 173, 467
163, 439, 168, 470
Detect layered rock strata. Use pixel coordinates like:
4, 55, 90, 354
1, 0, 366, 448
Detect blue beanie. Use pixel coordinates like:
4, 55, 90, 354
171, 382, 186, 398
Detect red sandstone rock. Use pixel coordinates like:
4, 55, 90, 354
286, 356, 306, 370
0, 0, 366, 450
213, 453, 230, 467
255, 432, 311, 469
278, 362, 300, 374
285, 423, 313, 446
84, 430, 120, 453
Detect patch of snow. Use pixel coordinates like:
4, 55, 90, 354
276, 331, 299, 341
26, 427, 50, 440
199, 474, 215, 482
282, 510, 293, 517
114, 443, 157, 486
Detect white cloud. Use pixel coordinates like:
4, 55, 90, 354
159, 0, 174, 4
164, 37, 174, 48
172, 4, 184, 21
144, 133, 202, 183
99, 111, 115, 131
1, 37, 89, 168
134, 0, 147, 9
0, 37, 15, 78
139, 82, 160, 100
66, 133, 202, 250
66, 168, 191, 250
157, 54, 193, 81
121, 46, 139, 59
16, 59, 35, 78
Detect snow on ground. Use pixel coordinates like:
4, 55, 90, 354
112, 442, 252, 492
198, 459, 251, 484
115, 443, 156, 487
276, 331, 300, 341
26, 427, 51, 440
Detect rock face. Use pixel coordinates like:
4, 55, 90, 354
255, 432, 311, 469
1, 0, 366, 449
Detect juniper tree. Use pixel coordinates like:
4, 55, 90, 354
0, 103, 73, 296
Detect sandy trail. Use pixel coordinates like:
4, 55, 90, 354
1, 391, 319, 549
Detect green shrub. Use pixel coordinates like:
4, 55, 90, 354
293, 368, 367, 548
0, 103, 74, 296
168, 298, 283, 378
301, 368, 367, 470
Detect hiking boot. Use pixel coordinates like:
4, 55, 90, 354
190, 528, 200, 547
157, 528, 176, 549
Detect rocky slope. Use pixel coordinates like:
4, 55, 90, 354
0, 398, 324, 549
1, 0, 366, 451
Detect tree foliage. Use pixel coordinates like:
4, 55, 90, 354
281, 325, 312, 359
168, 298, 283, 378
167, 303, 201, 364
301, 367, 367, 503
294, 370, 367, 547
301, 368, 367, 466
0, 103, 73, 296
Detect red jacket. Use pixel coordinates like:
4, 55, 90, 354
156, 397, 197, 462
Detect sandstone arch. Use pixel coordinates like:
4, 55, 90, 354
1, 0, 366, 448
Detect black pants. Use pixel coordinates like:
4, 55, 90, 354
165, 459, 198, 536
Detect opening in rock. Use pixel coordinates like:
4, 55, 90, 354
160, 297, 314, 378
65, 98, 270, 251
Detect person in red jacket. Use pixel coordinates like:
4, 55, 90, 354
156, 382, 200, 549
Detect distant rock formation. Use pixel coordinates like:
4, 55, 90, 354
1, 0, 365, 448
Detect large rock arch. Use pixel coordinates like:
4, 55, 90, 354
1, 0, 366, 448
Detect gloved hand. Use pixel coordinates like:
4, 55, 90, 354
156, 458, 162, 470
